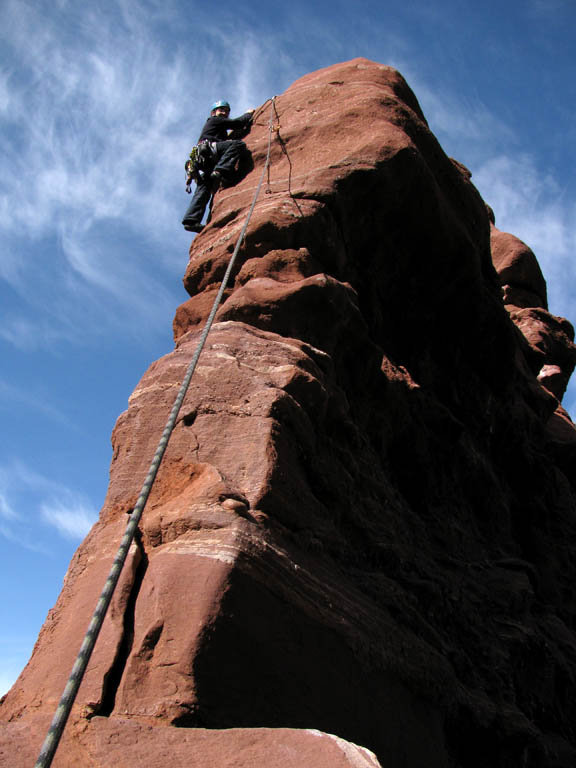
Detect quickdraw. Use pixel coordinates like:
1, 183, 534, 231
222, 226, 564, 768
185, 146, 199, 193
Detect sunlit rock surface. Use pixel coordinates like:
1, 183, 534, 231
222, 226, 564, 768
2, 58, 576, 768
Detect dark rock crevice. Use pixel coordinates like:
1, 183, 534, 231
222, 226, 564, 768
98, 530, 149, 718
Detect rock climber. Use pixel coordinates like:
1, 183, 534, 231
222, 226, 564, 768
182, 100, 255, 233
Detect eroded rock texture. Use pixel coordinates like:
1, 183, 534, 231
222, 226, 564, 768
2, 58, 576, 768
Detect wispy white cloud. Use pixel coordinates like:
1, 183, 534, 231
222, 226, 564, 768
0, 491, 17, 520
0, 467, 19, 521
0, 462, 98, 543
0, 69, 12, 113
0, 377, 70, 423
473, 153, 576, 417
0, 2, 188, 241
474, 154, 576, 313
40, 497, 96, 539
0, 315, 74, 350
411, 77, 514, 150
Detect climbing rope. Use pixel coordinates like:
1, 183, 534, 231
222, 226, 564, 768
34, 96, 277, 768
265, 98, 302, 217
250, 96, 274, 124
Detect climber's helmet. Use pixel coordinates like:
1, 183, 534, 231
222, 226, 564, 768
211, 100, 230, 117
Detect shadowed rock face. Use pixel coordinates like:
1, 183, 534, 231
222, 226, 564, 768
2, 58, 576, 768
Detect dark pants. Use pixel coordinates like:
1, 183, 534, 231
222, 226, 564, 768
182, 139, 246, 226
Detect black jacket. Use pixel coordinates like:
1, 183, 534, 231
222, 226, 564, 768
197, 112, 253, 143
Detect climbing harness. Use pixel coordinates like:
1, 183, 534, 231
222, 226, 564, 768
185, 140, 216, 193
34, 96, 277, 768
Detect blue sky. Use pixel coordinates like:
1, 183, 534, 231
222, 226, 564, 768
1, 0, 575, 696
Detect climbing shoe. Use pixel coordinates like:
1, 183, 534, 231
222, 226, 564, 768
183, 221, 204, 233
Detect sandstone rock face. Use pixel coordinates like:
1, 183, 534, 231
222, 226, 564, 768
0, 717, 383, 768
2, 58, 576, 768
